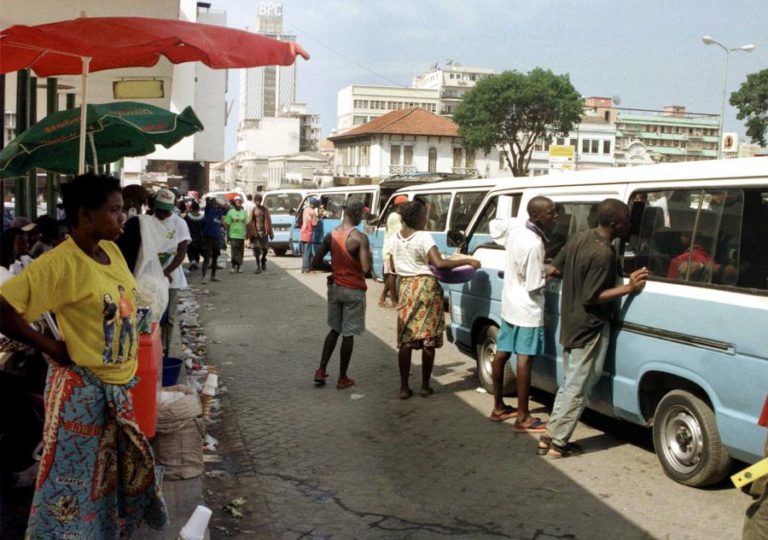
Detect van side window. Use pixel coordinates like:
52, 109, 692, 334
545, 202, 598, 260
414, 193, 452, 231
320, 194, 346, 219
465, 194, 521, 253
624, 188, 768, 291
347, 192, 374, 218
450, 191, 486, 232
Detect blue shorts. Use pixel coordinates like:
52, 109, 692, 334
497, 321, 544, 356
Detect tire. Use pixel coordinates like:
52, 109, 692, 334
652, 390, 732, 487
475, 325, 515, 395
273, 248, 287, 256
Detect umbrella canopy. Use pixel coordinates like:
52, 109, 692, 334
0, 16, 310, 77
0, 16, 310, 173
0, 101, 204, 177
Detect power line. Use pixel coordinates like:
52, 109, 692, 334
284, 22, 409, 87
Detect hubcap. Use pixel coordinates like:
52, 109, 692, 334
660, 405, 704, 474
481, 338, 496, 381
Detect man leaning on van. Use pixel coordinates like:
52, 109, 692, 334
537, 199, 648, 458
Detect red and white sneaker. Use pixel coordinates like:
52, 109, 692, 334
336, 377, 356, 390
314, 369, 329, 386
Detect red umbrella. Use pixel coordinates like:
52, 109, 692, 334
0, 16, 310, 172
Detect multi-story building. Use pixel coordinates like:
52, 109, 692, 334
267, 151, 332, 189
336, 85, 439, 133
614, 105, 720, 163
329, 107, 503, 181
412, 61, 496, 116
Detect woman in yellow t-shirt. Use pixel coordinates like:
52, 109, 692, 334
0, 173, 168, 539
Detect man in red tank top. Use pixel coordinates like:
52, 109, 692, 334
311, 200, 372, 389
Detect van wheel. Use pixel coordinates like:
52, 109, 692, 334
475, 325, 515, 395
652, 390, 732, 487
273, 248, 287, 256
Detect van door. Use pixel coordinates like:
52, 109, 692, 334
538, 192, 625, 414
413, 192, 453, 255
447, 190, 486, 255
370, 195, 401, 281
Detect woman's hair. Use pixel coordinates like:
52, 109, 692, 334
61, 173, 122, 227
121, 184, 147, 213
0, 229, 21, 269
400, 200, 426, 229
191, 201, 200, 211
103, 293, 113, 303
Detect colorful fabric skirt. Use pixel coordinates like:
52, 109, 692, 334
26, 365, 168, 539
397, 275, 445, 349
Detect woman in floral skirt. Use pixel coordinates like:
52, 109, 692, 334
388, 201, 480, 399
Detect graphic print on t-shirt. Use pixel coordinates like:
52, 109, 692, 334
101, 284, 137, 364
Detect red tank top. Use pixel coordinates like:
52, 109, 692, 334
331, 228, 367, 290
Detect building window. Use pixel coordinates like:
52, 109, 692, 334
390, 145, 401, 165
581, 139, 590, 153
499, 151, 507, 169
452, 147, 463, 168
428, 147, 437, 172
466, 149, 476, 168
603, 140, 611, 154
403, 145, 414, 166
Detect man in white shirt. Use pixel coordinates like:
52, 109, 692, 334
153, 188, 192, 356
488, 196, 558, 430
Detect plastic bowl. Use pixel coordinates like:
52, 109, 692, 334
429, 264, 477, 284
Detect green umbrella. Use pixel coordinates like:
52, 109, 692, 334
0, 101, 204, 177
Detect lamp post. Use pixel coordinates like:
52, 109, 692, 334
701, 35, 756, 159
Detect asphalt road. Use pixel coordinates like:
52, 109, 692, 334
197, 253, 747, 539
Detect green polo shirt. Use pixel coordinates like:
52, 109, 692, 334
224, 208, 248, 240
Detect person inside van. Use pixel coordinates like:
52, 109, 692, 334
389, 201, 480, 400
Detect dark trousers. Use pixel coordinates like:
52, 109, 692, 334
202, 236, 221, 277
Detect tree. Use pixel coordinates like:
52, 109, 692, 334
730, 69, 768, 147
453, 68, 583, 177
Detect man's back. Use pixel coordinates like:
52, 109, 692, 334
331, 226, 367, 290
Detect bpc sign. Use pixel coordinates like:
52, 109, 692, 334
258, 2, 283, 17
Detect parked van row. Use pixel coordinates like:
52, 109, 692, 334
438, 158, 767, 488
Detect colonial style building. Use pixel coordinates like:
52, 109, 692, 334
328, 107, 503, 182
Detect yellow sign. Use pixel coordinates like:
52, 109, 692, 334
549, 145, 575, 159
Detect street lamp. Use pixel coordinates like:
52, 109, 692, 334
701, 35, 756, 159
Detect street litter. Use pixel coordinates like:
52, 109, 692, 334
350, 393, 365, 400
475, 387, 488, 393
202, 454, 222, 463
204, 434, 219, 451
222, 497, 247, 518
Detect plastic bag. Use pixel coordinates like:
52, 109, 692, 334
134, 215, 169, 322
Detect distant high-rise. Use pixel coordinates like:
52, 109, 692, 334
239, 3, 297, 122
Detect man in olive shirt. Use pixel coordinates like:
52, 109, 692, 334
538, 199, 648, 458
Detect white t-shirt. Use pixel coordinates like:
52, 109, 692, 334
156, 214, 192, 290
382, 212, 403, 258
388, 230, 436, 277
495, 221, 546, 327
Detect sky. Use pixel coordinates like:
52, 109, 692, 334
214, 0, 768, 158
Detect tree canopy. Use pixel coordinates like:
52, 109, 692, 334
453, 68, 583, 177
730, 69, 768, 147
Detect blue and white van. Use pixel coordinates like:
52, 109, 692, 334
444, 157, 768, 488
368, 178, 510, 281
261, 189, 307, 256
289, 185, 380, 255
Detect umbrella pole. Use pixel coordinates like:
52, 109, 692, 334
88, 133, 99, 171
77, 56, 91, 175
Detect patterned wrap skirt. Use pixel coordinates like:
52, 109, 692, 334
25, 364, 168, 539
397, 275, 445, 349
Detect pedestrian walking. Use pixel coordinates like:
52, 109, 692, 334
538, 199, 648, 457
389, 201, 480, 399
488, 196, 558, 429
224, 195, 248, 273
311, 200, 371, 390
0, 173, 168, 538
743, 394, 768, 540
378, 194, 406, 308
300, 197, 320, 273
184, 200, 204, 270
153, 188, 191, 356
247, 193, 274, 273
201, 197, 226, 283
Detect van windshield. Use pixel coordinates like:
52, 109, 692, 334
264, 193, 303, 215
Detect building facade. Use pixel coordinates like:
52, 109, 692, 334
329, 107, 503, 181
412, 61, 496, 116
267, 151, 332, 189
336, 85, 439, 133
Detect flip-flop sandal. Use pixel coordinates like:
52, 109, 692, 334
419, 387, 434, 398
399, 389, 413, 400
546, 442, 583, 459
513, 418, 547, 433
489, 407, 517, 422
378, 301, 388, 307
536, 434, 552, 455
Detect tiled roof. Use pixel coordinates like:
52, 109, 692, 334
330, 108, 459, 140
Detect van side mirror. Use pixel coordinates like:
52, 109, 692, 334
447, 229, 466, 248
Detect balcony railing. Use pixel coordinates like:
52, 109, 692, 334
389, 165, 417, 175
452, 167, 479, 176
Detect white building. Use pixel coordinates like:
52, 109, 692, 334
412, 61, 496, 116
267, 151, 332, 189
336, 85, 439, 133
329, 107, 504, 180
527, 116, 617, 176
234, 116, 300, 193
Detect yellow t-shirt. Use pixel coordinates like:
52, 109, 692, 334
0, 237, 140, 384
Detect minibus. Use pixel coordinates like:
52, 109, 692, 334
368, 178, 511, 280
261, 189, 307, 255
444, 157, 768, 488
